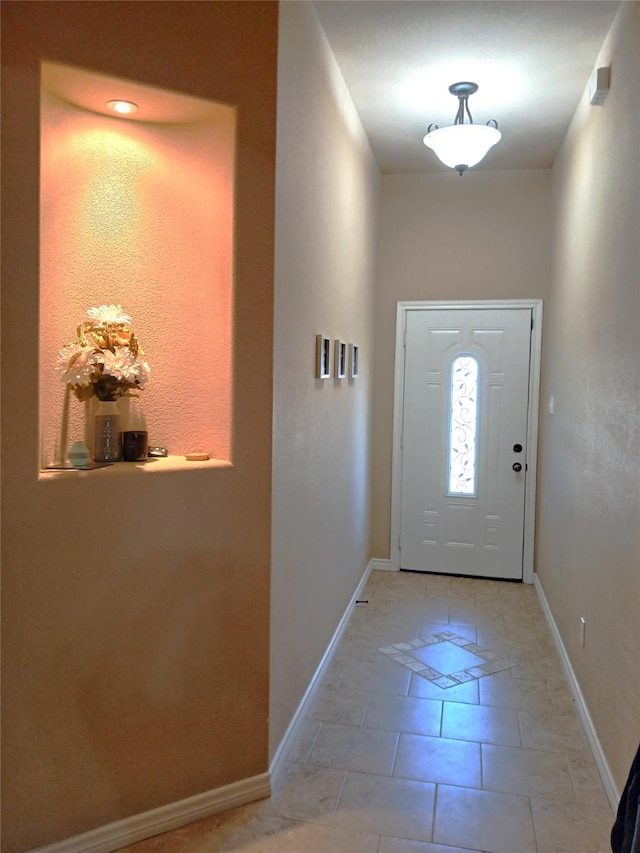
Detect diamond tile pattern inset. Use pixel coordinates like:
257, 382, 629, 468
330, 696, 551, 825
379, 631, 517, 688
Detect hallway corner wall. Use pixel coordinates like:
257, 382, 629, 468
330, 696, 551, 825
536, 0, 640, 792
270, 0, 379, 758
1, 4, 277, 850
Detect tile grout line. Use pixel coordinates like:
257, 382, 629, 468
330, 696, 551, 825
359, 689, 375, 727
431, 781, 441, 846
529, 793, 541, 853
304, 720, 323, 765
388, 730, 401, 778
331, 767, 350, 824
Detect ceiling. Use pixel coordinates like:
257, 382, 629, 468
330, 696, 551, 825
312, 0, 620, 173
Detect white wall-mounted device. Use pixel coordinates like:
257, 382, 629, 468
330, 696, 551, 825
589, 66, 610, 106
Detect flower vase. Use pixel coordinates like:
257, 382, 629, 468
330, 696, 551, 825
93, 400, 122, 462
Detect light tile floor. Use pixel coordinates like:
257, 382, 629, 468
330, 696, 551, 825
121, 571, 614, 853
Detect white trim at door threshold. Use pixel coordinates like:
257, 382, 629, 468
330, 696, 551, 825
369, 558, 394, 572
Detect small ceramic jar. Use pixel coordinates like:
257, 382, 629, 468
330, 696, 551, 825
68, 441, 91, 469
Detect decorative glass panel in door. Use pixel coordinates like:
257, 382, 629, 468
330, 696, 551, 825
448, 355, 479, 497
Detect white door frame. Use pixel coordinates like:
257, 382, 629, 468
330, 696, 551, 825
390, 299, 543, 583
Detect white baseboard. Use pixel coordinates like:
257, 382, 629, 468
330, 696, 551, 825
533, 573, 619, 813
269, 559, 374, 787
30, 773, 271, 853
369, 558, 394, 571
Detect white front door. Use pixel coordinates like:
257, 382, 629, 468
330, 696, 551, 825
398, 307, 534, 579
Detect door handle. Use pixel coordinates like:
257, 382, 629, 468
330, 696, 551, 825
512, 462, 522, 472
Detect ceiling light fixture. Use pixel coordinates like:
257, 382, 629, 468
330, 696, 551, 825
106, 100, 138, 115
423, 82, 501, 176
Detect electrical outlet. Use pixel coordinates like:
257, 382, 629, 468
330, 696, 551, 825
580, 617, 586, 647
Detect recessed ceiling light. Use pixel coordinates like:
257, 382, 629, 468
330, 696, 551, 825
106, 100, 138, 115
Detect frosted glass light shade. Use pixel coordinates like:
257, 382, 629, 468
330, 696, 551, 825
423, 123, 502, 170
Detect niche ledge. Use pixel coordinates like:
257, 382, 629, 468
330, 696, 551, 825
39, 456, 233, 481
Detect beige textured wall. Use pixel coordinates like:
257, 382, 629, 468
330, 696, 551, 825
371, 171, 552, 558
536, 1, 640, 792
270, 0, 379, 756
1, 3, 277, 850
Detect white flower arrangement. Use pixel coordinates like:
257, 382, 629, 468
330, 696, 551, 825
56, 304, 150, 402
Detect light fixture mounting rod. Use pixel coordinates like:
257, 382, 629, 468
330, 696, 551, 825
449, 81, 479, 125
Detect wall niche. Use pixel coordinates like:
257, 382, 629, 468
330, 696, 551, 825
39, 61, 235, 474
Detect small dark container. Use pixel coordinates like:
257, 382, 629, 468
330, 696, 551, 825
122, 430, 149, 462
